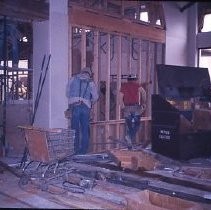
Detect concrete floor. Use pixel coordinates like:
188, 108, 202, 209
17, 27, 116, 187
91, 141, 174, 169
0, 156, 69, 208
0, 171, 67, 208
1, 153, 211, 209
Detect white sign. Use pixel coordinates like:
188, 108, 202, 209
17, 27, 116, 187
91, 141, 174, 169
158, 129, 171, 140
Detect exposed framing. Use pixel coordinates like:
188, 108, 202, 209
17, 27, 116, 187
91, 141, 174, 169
68, 4, 166, 152
70, 6, 165, 43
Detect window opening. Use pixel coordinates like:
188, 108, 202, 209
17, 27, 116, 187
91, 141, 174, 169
0, 17, 32, 102
156, 19, 161, 26
201, 13, 211, 32
140, 12, 149, 22
69, 0, 166, 29
199, 48, 211, 81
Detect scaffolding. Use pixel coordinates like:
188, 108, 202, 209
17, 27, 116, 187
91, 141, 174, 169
0, 16, 33, 155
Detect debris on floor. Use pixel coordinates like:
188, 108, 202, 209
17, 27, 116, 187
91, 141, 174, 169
1, 148, 211, 209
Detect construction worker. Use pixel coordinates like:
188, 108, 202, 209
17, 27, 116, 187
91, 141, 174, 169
120, 74, 146, 149
66, 67, 99, 154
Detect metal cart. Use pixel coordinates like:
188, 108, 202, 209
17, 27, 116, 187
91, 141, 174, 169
19, 126, 75, 178
18, 126, 98, 193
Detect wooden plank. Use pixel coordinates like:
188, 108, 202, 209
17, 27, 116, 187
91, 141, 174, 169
105, 33, 111, 122
148, 179, 211, 205
52, 174, 208, 210
141, 190, 203, 210
69, 6, 165, 43
138, 40, 142, 84
91, 117, 151, 125
54, 191, 125, 209
128, 36, 132, 74
144, 41, 152, 142
109, 149, 161, 171
116, 38, 122, 115
193, 108, 211, 130
68, 24, 72, 77
123, 190, 203, 210
145, 167, 211, 192
93, 30, 99, 121
92, 30, 99, 152
81, 28, 86, 68
105, 33, 111, 149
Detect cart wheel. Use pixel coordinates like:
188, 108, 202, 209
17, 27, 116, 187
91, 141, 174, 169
39, 179, 48, 191
19, 174, 30, 186
41, 184, 48, 191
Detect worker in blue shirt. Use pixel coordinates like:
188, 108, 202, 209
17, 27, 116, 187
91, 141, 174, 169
66, 67, 99, 154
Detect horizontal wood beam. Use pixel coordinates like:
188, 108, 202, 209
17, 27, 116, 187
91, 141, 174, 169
90, 117, 151, 125
69, 6, 165, 43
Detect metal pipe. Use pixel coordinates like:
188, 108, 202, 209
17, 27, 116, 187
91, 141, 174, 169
2, 16, 7, 155
31, 54, 46, 124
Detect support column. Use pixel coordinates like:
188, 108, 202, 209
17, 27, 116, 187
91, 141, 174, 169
49, 0, 69, 128
33, 0, 69, 128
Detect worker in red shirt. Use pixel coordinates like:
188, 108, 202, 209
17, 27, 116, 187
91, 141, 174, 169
120, 74, 146, 149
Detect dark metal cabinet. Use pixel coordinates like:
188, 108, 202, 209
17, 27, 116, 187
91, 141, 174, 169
151, 64, 211, 160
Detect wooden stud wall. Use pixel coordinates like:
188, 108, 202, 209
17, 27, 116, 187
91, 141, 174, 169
68, 23, 72, 78
105, 33, 111, 149
69, 6, 165, 153
146, 42, 152, 142
92, 31, 99, 152
81, 29, 86, 69
116, 36, 122, 142
69, 6, 165, 43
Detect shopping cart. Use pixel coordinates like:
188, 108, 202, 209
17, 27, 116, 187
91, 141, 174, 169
18, 125, 75, 178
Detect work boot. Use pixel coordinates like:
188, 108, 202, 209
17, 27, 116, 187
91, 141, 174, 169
125, 135, 132, 150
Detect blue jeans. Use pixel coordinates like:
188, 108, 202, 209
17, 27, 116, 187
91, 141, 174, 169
125, 113, 141, 143
71, 103, 90, 154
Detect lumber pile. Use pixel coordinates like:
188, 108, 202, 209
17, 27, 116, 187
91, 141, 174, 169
125, 190, 204, 210
33, 178, 208, 209
1, 149, 211, 209
108, 148, 178, 171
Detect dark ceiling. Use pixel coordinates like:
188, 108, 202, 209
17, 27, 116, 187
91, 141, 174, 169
0, 1, 207, 64
0, 1, 204, 22
0, 0, 49, 61
0, 0, 49, 22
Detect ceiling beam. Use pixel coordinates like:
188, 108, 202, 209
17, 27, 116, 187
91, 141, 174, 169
179, 2, 196, 12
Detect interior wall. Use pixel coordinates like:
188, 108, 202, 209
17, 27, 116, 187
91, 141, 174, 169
33, 0, 69, 129
4, 102, 32, 156
187, 3, 198, 67
33, 20, 50, 128
33, 1, 166, 132
71, 25, 165, 152
197, 32, 211, 49
164, 1, 188, 66
165, 2, 210, 68
49, 0, 69, 129
32, 1, 167, 150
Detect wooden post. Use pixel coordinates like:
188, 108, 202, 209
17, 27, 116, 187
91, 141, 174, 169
138, 39, 142, 107
81, 28, 86, 68
105, 33, 111, 149
68, 24, 72, 77
145, 41, 152, 142
92, 30, 99, 152
137, 39, 142, 144
128, 36, 132, 75
116, 35, 122, 147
